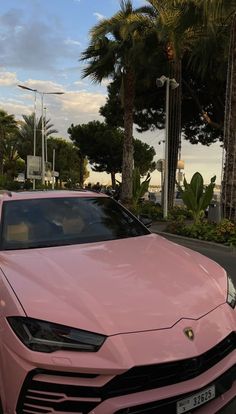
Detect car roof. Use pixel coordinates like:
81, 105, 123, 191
0, 190, 107, 202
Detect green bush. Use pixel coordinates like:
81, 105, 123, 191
137, 202, 163, 220
166, 217, 186, 235
177, 172, 216, 224
168, 206, 193, 221
132, 168, 151, 208
0, 175, 22, 191
166, 218, 236, 246
214, 219, 236, 244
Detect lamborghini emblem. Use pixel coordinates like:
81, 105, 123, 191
184, 328, 194, 341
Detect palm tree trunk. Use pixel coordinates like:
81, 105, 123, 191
111, 171, 116, 189
222, 13, 236, 221
168, 60, 182, 209
121, 68, 135, 205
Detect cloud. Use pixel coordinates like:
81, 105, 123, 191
0, 99, 31, 118
60, 90, 106, 115
93, 12, 106, 21
64, 37, 81, 47
17, 79, 65, 93
101, 79, 111, 88
73, 80, 88, 87
13, 77, 106, 136
0, 70, 18, 86
0, 8, 79, 71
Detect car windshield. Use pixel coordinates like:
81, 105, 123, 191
1, 196, 149, 250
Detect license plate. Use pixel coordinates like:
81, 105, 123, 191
176, 385, 215, 413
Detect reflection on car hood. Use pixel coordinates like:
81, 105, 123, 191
0, 234, 227, 335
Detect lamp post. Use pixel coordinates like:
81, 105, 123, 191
18, 85, 37, 189
52, 148, 56, 190
156, 76, 179, 219
44, 107, 47, 163
39, 91, 64, 185
18, 85, 64, 185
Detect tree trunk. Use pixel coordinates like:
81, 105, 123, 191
222, 13, 236, 221
0, 128, 5, 176
111, 171, 116, 189
121, 68, 135, 206
79, 155, 85, 187
168, 60, 182, 209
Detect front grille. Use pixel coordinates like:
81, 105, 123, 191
102, 332, 236, 397
115, 365, 236, 413
17, 333, 236, 414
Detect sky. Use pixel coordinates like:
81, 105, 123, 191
0, 0, 223, 186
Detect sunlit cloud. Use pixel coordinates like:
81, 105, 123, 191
0, 70, 18, 86
0, 100, 30, 117
93, 12, 106, 21
60, 90, 106, 115
18, 79, 65, 93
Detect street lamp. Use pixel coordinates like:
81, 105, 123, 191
18, 85, 37, 189
44, 107, 48, 164
39, 91, 64, 185
156, 75, 179, 219
18, 85, 64, 185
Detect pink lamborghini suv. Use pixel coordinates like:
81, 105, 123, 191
0, 190, 235, 414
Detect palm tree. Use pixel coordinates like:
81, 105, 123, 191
173, 0, 236, 219
17, 113, 58, 163
136, 0, 209, 208
80, 0, 150, 205
196, 0, 236, 221
218, 9, 236, 220
0, 110, 19, 175
2, 134, 24, 179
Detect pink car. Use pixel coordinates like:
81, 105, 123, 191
0, 190, 235, 414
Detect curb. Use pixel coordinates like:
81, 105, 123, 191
151, 229, 236, 252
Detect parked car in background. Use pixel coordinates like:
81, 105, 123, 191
0, 190, 235, 413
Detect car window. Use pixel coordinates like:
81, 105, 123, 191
1, 196, 149, 250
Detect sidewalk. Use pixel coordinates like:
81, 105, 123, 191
150, 221, 168, 233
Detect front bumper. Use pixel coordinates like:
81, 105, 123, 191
1, 303, 236, 414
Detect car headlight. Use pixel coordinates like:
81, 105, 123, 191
7, 317, 106, 353
227, 275, 236, 309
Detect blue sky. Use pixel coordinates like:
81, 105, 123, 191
0, 0, 222, 185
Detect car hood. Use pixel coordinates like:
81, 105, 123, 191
0, 234, 227, 335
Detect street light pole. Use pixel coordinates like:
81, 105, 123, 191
164, 77, 170, 219
44, 107, 48, 164
18, 85, 64, 186
33, 91, 37, 190
52, 148, 55, 190
156, 76, 179, 219
41, 93, 45, 185
40, 92, 64, 185
18, 85, 38, 189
